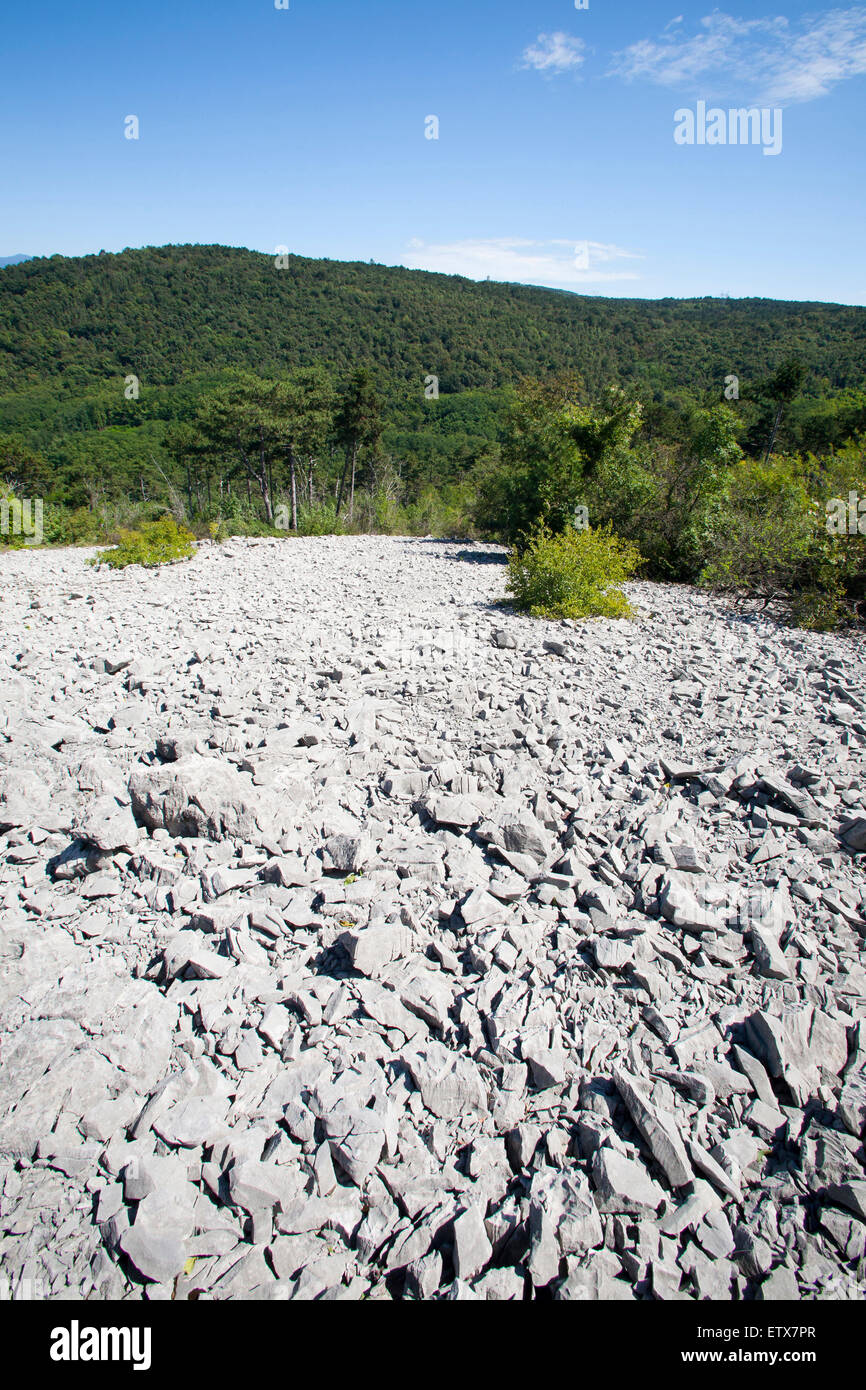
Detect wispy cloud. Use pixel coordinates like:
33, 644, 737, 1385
609, 8, 866, 105
522, 32, 586, 75
402, 238, 643, 289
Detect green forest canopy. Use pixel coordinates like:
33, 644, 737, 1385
1, 242, 865, 508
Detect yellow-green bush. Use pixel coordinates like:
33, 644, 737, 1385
505, 523, 643, 620
89, 514, 196, 569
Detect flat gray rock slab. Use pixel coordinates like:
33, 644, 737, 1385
613, 1068, 693, 1189
404, 1042, 488, 1120
119, 1224, 188, 1284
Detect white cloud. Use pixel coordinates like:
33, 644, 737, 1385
522, 32, 586, 74
609, 8, 866, 105
402, 238, 643, 288
763, 7, 866, 103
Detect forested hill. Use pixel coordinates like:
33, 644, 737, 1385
2, 243, 865, 399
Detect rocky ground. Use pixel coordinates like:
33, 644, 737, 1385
0, 534, 864, 1302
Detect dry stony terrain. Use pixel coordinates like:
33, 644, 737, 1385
0, 534, 864, 1302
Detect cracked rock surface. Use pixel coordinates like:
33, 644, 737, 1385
0, 535, 864, 1301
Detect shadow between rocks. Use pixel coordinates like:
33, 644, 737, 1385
452, 549, 509, 567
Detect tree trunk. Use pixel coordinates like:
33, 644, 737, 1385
307, 457, 314, 507
335, 442, 353, 518
349, 442, 358, 523
290, 450, 298, 531
260, 468, 274, 525
764, 402, 784, 464
259, 428, 272, 524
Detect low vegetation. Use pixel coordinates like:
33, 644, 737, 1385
481, 373, 865, 630
505, 522, 643, 621
89, 515, 196, 570
1, 247, 864, 621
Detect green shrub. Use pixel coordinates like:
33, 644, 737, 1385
0, 487, 32, 550
474, 379, 644, 545
0, 486, 110, 548
404, 481, 476, 538
296, 501, 347, 536
789, 584, 849, 632
42, 504, 104, 546
700, 449, 866, 629
350, 485, 404, 535
89, 514, 196, 569
505, 522, 643, 620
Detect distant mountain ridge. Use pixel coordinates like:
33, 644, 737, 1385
0, 243, 864, 400
0, 254, 31, 268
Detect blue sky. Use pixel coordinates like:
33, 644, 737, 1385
1, 0, 865, 302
